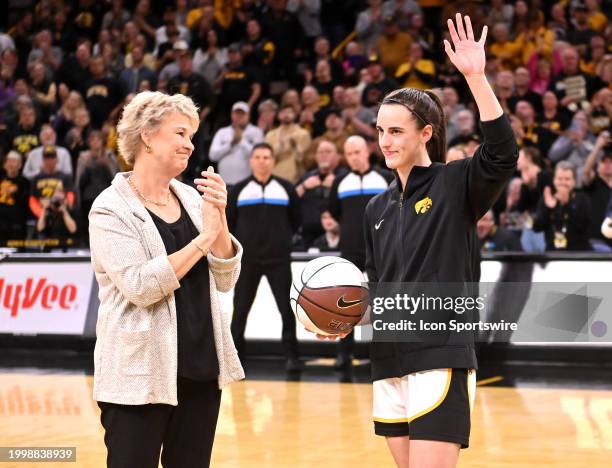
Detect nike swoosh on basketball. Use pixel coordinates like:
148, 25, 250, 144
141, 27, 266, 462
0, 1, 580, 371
374, 219, 384, 230
337, 296, 364, 308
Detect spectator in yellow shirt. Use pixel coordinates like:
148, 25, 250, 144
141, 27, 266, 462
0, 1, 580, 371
376, 14, 412, 77
215, 0, 241, 29
489, 22, 521, 70
515, 16, 555, 65
394, 43, 435, 90
586, 0, 609, 32
186, 0, 214, 30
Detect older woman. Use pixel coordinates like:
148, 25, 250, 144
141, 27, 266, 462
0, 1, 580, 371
89, 91, 244, 468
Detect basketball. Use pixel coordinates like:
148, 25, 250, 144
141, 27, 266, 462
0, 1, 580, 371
290, 256, 369, 336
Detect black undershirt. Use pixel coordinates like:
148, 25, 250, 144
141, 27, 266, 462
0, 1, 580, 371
148, 201, 219, 382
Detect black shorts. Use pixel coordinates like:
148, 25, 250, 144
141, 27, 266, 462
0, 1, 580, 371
372, 368, 476, 448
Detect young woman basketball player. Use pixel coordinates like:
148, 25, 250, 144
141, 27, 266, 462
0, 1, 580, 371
321, 14, 518, 467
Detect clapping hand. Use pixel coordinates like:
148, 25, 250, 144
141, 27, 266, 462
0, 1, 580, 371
302, 175, 322, 189
195, 166, 227, 241
231, 126, 243, 145
544, 185, 571, 209
322, 173, 335, 188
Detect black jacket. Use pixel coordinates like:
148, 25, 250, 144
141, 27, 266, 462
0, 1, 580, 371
227, 175, 301, 264
364, 114, 518, 381
329, 167, 393, 268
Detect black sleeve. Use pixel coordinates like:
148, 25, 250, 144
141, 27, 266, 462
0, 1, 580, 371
532, 196, 551, 233
516, 183, 530, 213
363, 202, 378, 283
328, 175, 342, 222
226, 184, 239, 233
464, 114, 519, 222
286, 181, 302, 233
571, 193, 591, 238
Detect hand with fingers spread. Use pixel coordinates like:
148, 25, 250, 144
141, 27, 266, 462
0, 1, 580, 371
444, 13, 488, 78
195, 166, 227, 242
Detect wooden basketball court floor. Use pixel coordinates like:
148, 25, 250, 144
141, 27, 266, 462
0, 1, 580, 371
1, 365, 611, 468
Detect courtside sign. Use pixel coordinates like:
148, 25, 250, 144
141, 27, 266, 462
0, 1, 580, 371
0, 262, 93, 335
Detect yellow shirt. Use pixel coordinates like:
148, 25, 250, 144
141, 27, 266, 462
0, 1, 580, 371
515, 26, 555, 64
215, 0, 241, 29
588, 12, 608, 32
580, 59, 597, 76
490, 40, 522, 70
186, 8, 204, 30
376, 33, 413, 75
395, 60, 436, 90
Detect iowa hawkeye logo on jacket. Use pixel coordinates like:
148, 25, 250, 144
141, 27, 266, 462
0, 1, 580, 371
415, 196, 433, 214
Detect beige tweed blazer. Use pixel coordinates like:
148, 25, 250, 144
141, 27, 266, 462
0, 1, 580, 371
89, 172, 244, 405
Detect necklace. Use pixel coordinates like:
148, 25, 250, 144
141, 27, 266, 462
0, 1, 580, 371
128, 176, 171, 207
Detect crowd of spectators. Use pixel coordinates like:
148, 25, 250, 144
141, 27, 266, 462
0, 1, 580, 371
0, 0, 611, 252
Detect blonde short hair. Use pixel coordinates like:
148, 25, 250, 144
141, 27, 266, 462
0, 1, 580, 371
116, 91, 199, 167
6, 150, 23, 162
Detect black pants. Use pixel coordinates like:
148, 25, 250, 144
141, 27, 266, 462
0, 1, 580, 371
98, 378, 221, 468
231, 260, 298, 358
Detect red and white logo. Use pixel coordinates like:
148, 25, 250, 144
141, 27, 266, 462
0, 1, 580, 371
0, 278, 78, 318
0, 263, 93, 335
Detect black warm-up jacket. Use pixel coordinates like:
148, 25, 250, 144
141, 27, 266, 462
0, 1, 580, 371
364, 114, 518, 381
